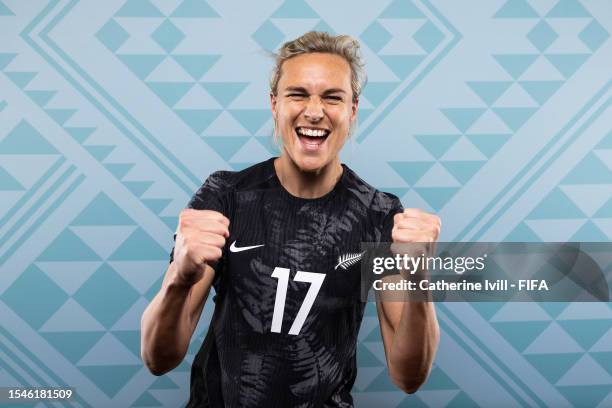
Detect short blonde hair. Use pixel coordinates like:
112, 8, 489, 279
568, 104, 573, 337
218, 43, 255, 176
270, 31, 366, 103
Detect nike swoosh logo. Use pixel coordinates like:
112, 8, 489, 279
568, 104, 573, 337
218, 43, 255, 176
230, 241, 264, 253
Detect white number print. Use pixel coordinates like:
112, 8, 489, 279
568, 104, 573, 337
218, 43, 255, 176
270, 268, 326, 335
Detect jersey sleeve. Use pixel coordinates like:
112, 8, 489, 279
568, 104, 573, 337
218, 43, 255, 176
380, 195, 404, 242
168, 171, 229, 267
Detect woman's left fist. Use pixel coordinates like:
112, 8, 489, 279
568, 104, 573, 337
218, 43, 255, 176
391, 208, 441, 244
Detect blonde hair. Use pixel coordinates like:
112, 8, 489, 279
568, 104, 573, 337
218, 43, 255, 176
269, 31, 366, 103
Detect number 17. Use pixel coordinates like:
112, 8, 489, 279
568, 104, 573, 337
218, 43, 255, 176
270, 268, 325, 335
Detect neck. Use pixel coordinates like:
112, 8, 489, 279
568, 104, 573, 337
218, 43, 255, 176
274, 155, 343, 199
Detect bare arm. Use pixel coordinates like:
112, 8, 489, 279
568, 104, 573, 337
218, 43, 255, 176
376, 208, 441, 393
140, 209, 229, 376
140, 262, 214, 375
377, 293, 439, 393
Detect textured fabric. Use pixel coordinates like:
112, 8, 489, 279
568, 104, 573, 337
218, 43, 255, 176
173, 157, 402, 407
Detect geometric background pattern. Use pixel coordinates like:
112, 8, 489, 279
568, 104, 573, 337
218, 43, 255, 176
0, 0, 610, 406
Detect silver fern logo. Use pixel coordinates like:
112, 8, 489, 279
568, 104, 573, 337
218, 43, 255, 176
335, 252, 365, 270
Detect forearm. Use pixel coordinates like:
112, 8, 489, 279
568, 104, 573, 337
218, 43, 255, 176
140, 268, 195, 375
387, 301, 439, 392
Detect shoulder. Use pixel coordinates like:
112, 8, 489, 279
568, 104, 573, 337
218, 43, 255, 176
342, 165, 403, 214
198, 159, 275, 194
189, 159, 275, 208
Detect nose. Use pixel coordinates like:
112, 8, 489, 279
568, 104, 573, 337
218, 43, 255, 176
304, 96, 324, 122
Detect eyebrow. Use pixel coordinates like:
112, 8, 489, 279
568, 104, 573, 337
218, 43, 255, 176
284, 87, 347, 94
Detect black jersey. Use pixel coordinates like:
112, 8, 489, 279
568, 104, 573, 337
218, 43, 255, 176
171, 157, 402, 407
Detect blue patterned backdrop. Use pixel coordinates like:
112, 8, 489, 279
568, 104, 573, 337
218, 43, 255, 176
0, 0, 611, 407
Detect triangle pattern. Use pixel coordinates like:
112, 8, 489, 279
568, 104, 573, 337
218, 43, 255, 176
109, 228, 169, 261
115, 0, 164, 17
558, 320, 612, 350
546, 0, 591, 18
414, 134, 460, 159
6, 71, 37, 89
494, 0, 539, 18
272, 0, 319, 18
72, 192, 135, 226
545, 54, 589, 78
363, 82, 398, 107
557, 354, 612, 386
78, 333, 140, 365
0, 53, 17, 70
42, 331, 105, 365
171, 0, 219, 17
35, 261, 101, 295
570, 220, 608, 241
38, 229, 102, 261
558, 385, 611, 408
0, 120, 58, 154
79, 365, 141, 398
413, 187, 459, 211
466, 134, 511, 158
39, 298, 106, 332
492, 321, 550, 352
26, 90, 57, 107
147, 82, 193, 107
228, 109, 270, 134
204, 136, 250, 161
416, 162, 460, 187
176, 109, 222, 134
118, 54, 165, 80
108, 260, 166, 294
379, 55, 424, 80
70, 226, 136, 260
380, 0, 425, 18
104, 163, 134, 180
563, 153, 612, 184
440, 160, 485, 184
466, 81, 512, 105
531, 187, 591, 219
133, 391, 162, 407
113, 330, 142, 357
493, 54, 538, 79
0, 1, 14, 15
201, 82, 248, 108
504, 221, 542, 242
172, 54, 220, 80
84, 145, 115, 162
0, 166, 24, 190
524, 321, 583, 353
65, 127, 96, 144
518, 80, 563, 105
525, 353, 583, 384
492, 107, 537, 132
440, 108, 486, 133
388, 161, 434, 185
526, 219, 586, 241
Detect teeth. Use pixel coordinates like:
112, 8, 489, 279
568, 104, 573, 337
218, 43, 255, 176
297, 127, 328, 137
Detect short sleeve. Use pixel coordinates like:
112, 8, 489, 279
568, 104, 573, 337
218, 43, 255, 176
380, 196, 404, 243
168, 172, 229, 264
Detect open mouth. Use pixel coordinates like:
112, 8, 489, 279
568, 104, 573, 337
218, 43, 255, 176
295, 127, 331, 151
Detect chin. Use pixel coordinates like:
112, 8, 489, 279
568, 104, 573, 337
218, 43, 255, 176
292, 154, 329, 174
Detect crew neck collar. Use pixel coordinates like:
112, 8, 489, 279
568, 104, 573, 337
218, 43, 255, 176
267, 157, 346, 204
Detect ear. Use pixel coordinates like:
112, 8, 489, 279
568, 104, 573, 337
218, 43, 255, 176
350, 97, 359, 123
270, 92, 278, 121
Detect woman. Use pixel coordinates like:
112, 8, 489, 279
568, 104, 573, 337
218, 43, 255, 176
141, 31, 440, 407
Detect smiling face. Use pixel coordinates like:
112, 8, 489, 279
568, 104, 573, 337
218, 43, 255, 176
270, 52, 358, 173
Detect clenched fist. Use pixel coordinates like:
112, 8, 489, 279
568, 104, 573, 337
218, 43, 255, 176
391, 209, 441, 264
392, 209, 441, 244
173, 209, 230, 287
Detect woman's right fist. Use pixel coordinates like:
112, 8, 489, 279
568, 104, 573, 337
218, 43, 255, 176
173, 209, 230, 287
